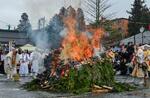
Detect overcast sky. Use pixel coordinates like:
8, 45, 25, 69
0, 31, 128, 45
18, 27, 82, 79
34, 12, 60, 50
0, 0, 150, 29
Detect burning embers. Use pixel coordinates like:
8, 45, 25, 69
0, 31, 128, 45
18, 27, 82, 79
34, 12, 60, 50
60, 16, 103, 62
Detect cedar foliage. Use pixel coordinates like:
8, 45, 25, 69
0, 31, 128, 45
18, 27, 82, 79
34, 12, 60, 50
24, 58, 135, 94
128, 0, 150, 36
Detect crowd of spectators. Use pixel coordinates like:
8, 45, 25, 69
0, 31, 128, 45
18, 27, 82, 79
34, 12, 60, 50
106, 42, 150, 78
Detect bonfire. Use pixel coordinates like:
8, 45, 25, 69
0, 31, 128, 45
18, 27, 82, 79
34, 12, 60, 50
46, 11, 105, 78
24, 7, 136, 94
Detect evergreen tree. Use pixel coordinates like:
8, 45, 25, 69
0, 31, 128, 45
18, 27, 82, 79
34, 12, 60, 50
46, 14, 64, 49
76, 8, 86, 32
128, 0, 150, 36
141, 5, 150, 29
17, 13, 32, 33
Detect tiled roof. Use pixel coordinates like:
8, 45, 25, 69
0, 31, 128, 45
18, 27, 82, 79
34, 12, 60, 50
0, 29, 19, 33
0, 29, 29, 45
121, 31, 150, 44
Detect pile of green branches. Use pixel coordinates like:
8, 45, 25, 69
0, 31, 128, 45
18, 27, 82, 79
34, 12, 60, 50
24, 59, 135, 94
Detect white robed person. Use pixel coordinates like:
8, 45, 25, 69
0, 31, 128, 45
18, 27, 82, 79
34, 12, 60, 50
30, 49, 45, 78
4, 48, 19, 79
19, 51, 30, 76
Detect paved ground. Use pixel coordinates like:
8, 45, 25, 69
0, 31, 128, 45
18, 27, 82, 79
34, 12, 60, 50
0, 75, 150, 98
0, 75, 70, 98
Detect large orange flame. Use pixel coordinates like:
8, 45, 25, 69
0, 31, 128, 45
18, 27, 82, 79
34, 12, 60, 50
60, 16, 104, 62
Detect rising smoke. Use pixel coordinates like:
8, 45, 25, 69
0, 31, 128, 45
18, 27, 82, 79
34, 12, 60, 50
24, 0, 83, 50
46, 14, 64, 49
24, 0, 81, 29
30, 30, 49, 50
27, 4, 87, 51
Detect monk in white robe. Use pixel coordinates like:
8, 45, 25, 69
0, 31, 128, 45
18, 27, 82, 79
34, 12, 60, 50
19, 51, 30, 76
30, 51, 40, 78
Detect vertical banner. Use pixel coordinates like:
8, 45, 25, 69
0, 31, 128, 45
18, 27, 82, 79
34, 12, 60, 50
9, 41, 12, 52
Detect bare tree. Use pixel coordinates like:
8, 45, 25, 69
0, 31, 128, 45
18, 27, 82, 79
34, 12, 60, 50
83, 0, 111, 26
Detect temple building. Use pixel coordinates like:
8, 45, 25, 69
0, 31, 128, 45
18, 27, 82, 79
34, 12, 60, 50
0, 29, 29, 47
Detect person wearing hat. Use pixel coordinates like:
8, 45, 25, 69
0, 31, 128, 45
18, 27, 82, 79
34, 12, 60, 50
132, 47, 145, 78
4, 48, 20, 80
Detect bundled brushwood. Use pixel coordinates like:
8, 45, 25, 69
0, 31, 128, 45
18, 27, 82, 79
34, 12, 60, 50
24, 58, 136, 94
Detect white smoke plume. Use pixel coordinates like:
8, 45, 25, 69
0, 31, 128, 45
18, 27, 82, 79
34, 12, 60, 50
30, 30, 49, 50
59, 28, 68, 37
24, 0, 81, 29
